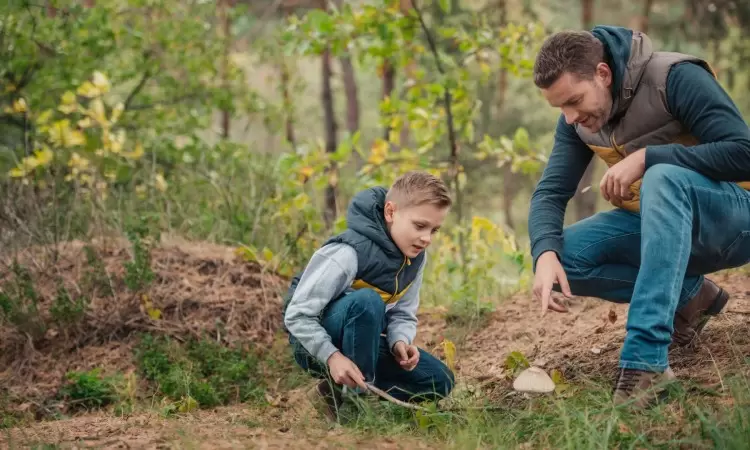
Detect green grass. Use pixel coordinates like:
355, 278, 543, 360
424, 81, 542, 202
327, 371, 750, 449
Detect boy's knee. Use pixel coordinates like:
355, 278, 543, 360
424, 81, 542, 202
438, 368, 456, 398
349, 288, 386, 319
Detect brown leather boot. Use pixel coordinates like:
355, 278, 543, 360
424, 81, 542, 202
613, 367, 677, 409
671, 278, 730, 350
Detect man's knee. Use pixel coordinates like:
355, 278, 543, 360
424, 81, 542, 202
641, 164, 696, 197
348, 288, 386, 320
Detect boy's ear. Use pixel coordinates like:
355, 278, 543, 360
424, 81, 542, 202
384, 200, 396, 223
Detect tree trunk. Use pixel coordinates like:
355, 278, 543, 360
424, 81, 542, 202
339, 55, 361, 168
495, 0, 519, 231
280, 59, 296, 148
640, 0, 654, 33
321, 46, 338, 228
573, 0, 597, 222
381, 59, 396, 141
219, 0, 234, 140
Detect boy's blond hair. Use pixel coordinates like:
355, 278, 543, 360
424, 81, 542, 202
385, 171, 452, 209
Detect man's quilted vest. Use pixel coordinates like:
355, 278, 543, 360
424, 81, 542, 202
577, 31, 750, 212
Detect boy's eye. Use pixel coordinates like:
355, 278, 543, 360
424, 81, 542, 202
415, 223, 426, 230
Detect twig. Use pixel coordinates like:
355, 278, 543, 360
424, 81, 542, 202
123, 67, 153, 112
364, 383, 429, 411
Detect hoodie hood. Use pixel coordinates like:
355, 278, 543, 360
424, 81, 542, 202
591, 25, 654, 121
345, 186, 402, 257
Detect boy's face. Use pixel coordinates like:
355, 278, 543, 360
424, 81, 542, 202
384, 201, 449, 258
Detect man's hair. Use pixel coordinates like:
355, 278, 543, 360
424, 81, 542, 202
533, 30, 606, 89
386, 171, 452, 209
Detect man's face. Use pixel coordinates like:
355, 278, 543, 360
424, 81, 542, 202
541, 63, 613, 133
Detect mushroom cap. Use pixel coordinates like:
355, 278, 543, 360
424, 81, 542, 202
513, 366, 556, 393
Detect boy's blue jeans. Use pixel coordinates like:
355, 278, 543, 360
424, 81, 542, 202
290, 288, 455, 402
554, 164, 750, 371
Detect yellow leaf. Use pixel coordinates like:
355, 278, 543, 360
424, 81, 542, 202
178, 396, 198, 413
77, 81, 100, 98
92, 71, 111, 92
262, 247, 274, 262
36, 109, 53, 126
9, 167, 26, 178
299, 166, 314, 179
154, 173, 167, 192
135, 184, 147, 199
77, 117, 93, 129
123, 142, 144, 160
49, 120, 85, 148
111, 102, 124, 124
442, 339, 456, 371
12, 98, 28, 113
34, 147, 53, 166
147, 307, 162, 320
89, 97, 107, 124
61, 91, 77, 105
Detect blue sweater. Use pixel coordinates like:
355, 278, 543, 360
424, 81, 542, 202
528, 52, 750, 268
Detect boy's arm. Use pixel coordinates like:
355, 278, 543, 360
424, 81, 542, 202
385, 260, 425, 351
283, 243, 358, 365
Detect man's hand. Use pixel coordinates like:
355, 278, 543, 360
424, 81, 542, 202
327, 352, 367, 389
393, 341, 419, 371
599, 148, 646, 203
533, 251, 572, 315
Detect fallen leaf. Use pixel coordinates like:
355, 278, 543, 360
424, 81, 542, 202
590, 347, 602, 355
608, 308, 618, 323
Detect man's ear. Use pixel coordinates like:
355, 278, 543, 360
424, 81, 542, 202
595, 62, 612, 86
384, 200, 396, 223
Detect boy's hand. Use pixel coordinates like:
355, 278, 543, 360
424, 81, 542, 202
327, 352, 367, 389
393, 341, 419, 371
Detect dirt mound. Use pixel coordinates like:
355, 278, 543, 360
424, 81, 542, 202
453, 270, 750, 397
0, 236, 288, 409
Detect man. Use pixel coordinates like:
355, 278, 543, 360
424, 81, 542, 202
528, 25, 750, 408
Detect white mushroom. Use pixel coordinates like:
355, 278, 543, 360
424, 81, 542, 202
513, 367, 556, 394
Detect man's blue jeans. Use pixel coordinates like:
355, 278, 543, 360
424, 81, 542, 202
290, 288, 455, 402
555, 164, 750, 371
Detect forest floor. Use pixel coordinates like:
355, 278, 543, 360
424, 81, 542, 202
1, 238, 749, 449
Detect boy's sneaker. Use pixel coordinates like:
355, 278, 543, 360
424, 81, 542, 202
306, 380, 343, 422
671, 278, 730, 350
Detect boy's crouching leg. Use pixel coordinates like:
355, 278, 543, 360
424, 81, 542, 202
375, 344, 455, 403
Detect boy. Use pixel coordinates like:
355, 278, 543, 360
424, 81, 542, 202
282, 171, 456, 421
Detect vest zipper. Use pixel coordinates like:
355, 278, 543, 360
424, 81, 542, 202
390, 256, 409, 302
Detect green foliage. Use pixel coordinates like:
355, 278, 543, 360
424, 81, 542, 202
49, 284, 88, 327
134, 333, 264, 410
123, 224, 155, 293
58, 368, 121, 411
0, 261, 45, 340
82, 245, 114, 297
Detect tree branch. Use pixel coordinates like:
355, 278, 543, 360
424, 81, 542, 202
123, 69, 153, 112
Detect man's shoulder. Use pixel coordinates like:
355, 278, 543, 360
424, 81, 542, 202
642, 52, 713, 86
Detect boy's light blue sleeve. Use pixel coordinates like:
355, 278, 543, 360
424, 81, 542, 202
283, 243, 358, 364
385, 259, 425, 351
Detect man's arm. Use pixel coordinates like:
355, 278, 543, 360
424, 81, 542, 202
645, 62, 750, 179
385, 259, 425, 351
528, 115, 594, 269
283, 243, 358, 364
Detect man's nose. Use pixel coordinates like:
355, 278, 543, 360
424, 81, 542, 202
562, 107, 579, 125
